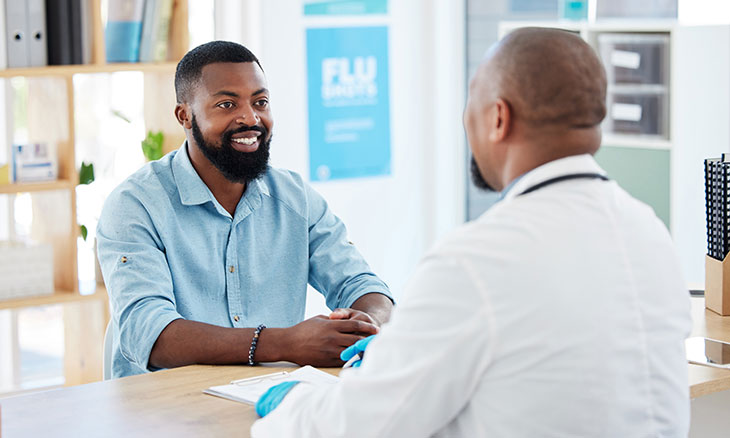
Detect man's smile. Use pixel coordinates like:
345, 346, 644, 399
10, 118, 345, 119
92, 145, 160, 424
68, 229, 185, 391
230, 131, 262, 152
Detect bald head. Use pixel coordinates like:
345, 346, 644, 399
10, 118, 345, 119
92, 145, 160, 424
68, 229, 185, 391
465, 27, 608, 191
479, 27, 607, 131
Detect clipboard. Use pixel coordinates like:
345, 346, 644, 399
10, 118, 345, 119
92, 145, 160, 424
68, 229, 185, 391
203, 365, 338, 405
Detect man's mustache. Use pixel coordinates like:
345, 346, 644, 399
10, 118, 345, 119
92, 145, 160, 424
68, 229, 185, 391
228, 124, 266, 136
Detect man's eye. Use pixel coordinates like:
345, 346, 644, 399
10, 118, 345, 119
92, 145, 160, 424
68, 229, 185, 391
255, 99, 269, 108
218, 102, 234, 109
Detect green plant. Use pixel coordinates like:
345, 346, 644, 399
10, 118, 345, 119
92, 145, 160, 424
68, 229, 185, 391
79, 161, 95, 185
141, 131, 164, 161
78, 161, 95, 241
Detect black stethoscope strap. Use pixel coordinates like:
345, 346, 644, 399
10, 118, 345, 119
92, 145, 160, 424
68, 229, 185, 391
518, 173, 609, 197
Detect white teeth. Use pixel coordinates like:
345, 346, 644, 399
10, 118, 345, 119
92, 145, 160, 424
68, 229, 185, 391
233, 137, 257, 145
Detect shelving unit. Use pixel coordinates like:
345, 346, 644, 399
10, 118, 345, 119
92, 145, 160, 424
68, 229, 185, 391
0, 0, 189, 388
0, 62, 181, 78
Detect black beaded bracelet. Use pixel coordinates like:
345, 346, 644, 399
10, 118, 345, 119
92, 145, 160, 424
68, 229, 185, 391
248, 324, 266, 366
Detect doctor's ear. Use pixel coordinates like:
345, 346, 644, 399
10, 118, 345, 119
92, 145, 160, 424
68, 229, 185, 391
488, 98, 512, 143
175, 104, 192, 129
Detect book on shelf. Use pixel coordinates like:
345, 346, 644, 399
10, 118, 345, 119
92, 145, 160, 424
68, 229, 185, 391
105, 0, 145, 63
68, 0, 83, 64
139, 0, 173, 62
79, 0, 92, 63
45, 0, 72, 65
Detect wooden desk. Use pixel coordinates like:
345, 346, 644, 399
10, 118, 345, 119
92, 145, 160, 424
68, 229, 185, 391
689, 296, 730, 398
1, 297, 729, 436
0, 364, 338, 437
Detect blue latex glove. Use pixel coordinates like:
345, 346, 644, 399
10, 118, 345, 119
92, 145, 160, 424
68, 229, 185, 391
340, 335, 376, 368
255, 380, 301, 417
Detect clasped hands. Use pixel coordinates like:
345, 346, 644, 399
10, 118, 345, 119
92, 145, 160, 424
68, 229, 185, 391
282, 307, 380, 367
256, 307, 377, 418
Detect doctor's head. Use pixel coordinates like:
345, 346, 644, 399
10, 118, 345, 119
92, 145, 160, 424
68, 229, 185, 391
174, 41, 273, 184
464, 27, 607, 192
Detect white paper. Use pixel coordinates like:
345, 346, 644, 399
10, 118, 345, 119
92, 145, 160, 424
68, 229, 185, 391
612, 103, 643, 122
204, 366, 339, 405
611, 50, 641, 70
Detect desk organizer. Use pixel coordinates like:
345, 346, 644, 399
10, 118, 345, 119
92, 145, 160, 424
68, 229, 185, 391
706, 254, 730, 315
705, 156, 730, 315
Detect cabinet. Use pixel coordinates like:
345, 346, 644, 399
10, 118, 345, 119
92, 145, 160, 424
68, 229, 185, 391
0, 0, 189, 390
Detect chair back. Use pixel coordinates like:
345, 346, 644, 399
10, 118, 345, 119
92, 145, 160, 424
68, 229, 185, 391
103, 320, 113, 380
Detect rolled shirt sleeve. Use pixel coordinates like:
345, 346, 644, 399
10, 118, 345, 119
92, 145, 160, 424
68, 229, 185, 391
303, 182, 392, 309
97, 187, 183, 372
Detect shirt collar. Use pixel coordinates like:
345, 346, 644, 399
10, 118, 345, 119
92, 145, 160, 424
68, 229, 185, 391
171, 141, 272, 210
172, 141, 213, 206
501, 154, 607, 202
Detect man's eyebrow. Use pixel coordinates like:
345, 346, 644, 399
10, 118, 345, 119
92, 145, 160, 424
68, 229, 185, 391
213, 90, 239, 98
252, 88, 269, 97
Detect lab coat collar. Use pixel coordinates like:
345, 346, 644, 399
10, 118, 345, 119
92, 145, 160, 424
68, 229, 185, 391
500, 154, 607, 202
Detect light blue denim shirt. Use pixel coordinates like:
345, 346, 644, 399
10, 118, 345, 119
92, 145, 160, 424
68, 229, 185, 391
97, 143, 391, 378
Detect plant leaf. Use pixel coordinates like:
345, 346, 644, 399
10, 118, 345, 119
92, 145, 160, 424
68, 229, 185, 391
79, 162, 95, 185
80, 224, 88, 241
111, 109, 132, 124
141, 130, 164, 161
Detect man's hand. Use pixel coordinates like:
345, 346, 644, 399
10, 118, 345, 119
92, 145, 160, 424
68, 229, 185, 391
329, 308, 380, 326
283, 315, 378, 366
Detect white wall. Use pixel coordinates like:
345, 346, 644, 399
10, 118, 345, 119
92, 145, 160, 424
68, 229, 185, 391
673, 25, 730, 287
673, 0, 730, 285
214, 0, 467, 308
679, 0, 730, 25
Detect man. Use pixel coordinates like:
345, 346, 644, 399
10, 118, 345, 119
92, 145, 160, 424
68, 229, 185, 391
251, 28, 691, 437
97, 41, 393, 378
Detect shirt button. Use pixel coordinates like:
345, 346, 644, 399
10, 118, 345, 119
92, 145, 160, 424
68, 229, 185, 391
120, 256, 127, 263
233, 315, 240, 322
229, 265, 235, 273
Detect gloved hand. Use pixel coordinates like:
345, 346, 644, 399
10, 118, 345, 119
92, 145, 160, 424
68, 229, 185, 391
255, 380, 301, 417
340, 335, 376, 368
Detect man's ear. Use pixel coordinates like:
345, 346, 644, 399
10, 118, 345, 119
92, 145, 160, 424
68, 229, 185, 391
174, 103, 192, 129
488, 98, 511, 143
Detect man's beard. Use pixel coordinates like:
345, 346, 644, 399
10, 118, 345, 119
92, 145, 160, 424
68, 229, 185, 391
470, 156, 496, 192
191, 114, 271, 184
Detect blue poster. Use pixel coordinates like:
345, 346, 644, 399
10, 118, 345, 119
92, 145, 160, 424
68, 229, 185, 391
304, 0, 388, 16
306, 27, 391, 181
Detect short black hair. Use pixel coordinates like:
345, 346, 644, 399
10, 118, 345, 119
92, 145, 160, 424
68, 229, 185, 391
174, 40, 263, 103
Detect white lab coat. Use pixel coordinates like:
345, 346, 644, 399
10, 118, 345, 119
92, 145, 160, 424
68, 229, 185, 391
251, 154, 692, 438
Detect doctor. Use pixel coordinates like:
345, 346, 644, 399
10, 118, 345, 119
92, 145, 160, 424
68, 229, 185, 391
251, 27, 691, 437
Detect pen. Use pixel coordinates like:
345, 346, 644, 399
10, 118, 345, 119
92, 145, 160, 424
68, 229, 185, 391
230, 371, 289, 385
342, 353, 361, 369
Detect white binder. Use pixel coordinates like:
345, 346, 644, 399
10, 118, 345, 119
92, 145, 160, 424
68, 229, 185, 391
5, 0, 28, 68
27, 0, 47, 67
0, 0, 6, 69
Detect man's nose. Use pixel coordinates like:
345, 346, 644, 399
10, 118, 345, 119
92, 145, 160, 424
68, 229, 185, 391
235, 105, 260, 125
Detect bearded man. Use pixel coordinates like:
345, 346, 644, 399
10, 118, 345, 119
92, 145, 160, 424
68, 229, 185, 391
97, 41, 393, 378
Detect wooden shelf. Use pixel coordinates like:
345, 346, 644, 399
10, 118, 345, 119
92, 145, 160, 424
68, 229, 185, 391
0, 179, 75, 194
0, 287, 106, 311
0, 62, 178, 78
